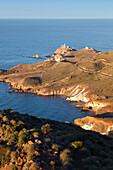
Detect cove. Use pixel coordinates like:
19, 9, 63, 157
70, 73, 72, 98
0, 82, 90, 122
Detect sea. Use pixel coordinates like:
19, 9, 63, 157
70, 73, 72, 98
0, 19, 113, 122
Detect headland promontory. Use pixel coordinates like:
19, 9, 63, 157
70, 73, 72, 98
0, 45, 113, 135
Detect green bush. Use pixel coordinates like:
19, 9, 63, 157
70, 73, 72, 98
18, 131, 29, 145
8, 131, 18, 143
71, 141, 83, 149
0, 151, 11, 168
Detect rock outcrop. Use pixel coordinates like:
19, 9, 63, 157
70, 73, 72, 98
74, 116, 113, 135
32, 54, 39, 59
66, 84, 97, 103
54, 45, 74, 55
48, 45, 75, 62
83, 101, 113, 114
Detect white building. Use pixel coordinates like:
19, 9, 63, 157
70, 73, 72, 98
85, 45, 89, 49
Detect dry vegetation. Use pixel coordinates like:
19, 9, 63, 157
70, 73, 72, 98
64, 49, 113, 102
0, 48, 113, 103
1, 109, 113, 170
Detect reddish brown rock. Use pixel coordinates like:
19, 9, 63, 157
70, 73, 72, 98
74, 116, 113, 135
84, 101, 113, 114
75, 104, 83, 108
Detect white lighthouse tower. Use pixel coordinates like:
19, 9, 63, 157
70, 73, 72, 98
85, 45, 89, 49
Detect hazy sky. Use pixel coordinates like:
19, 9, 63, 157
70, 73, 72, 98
0, 0, 113, 19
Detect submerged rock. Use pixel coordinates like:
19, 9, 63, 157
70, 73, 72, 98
32, 54, 39, 59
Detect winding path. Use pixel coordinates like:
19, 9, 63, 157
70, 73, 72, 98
75, 63, 113, 78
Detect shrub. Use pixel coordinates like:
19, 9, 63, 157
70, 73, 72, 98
102, 158, 113, 166
71, 141, 83, 149
51, 144, 61, 151
41, 123, 51, 134
26, 153, 34, 162
23, 162, 31, 170
9, 109, 15, 113
8, 131, 18, 143
11, 164, 18, 170
0, 113, 3, 118
24, 144, 35, 154
23, 77, 41, 87
33, 131, 39, 138
10, 119, 16, 125
29, 162, 40, 170
23, 162, 31, 169
18, 131, 29, 145
0, 155, 6, 167
16, 121, 25, 131
60, 149, 71, 165
0, 150, 11, 168
11, 151, 18, 162
44, 137, 51, 143
2, 116, 9, 122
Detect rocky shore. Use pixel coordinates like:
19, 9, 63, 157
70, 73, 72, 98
0, 45, 113, 135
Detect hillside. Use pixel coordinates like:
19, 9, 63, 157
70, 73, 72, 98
1, 109, 113, 170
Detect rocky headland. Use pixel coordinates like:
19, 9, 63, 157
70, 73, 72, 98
0, 45, 113, 135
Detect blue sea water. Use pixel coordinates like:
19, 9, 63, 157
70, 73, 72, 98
0, 19, 113, 122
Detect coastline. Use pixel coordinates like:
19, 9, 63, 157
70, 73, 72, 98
0, 45, 113, 135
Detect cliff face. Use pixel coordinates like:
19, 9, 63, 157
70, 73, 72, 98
74, 116, 113, 135
66, 84, 98, 103
84, 101, 113, 113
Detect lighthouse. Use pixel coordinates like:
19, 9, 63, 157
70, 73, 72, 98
85, 45, 89, 49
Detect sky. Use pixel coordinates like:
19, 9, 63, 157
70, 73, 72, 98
0, 0, 113, 19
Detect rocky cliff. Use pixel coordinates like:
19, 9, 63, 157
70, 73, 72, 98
74, 116, 113, 135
